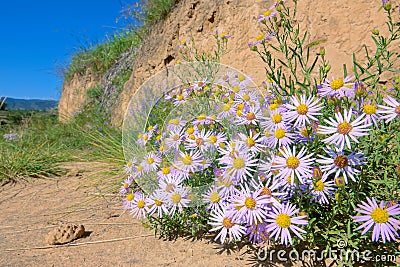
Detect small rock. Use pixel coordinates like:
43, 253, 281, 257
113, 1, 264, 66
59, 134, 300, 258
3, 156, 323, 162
46, 224, 85, 245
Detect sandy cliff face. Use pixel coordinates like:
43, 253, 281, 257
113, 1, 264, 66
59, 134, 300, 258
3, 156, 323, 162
60, 0, 390, 124
58, 69, 100, 122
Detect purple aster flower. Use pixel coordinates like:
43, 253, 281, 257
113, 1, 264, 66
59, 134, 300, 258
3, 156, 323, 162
377, 95, 400, 123
166, 186, 191, 215
249, 32, 276, 46
257, 9, 277, 22
129, 191, 149, 219
230, 185, 271, 225
284, 95, 323, 128
353, 197, 400, 243
318, 109, 371, 150
318, 76, 355, 99
271, 146, 315, 185
265, 202, 308, 245
246, 222, 269, 245
203, 186, 227, 212
147, 189, 169, 218
307, 176, 336, 205
317, 146, 365, 183
209, 207, 247, 244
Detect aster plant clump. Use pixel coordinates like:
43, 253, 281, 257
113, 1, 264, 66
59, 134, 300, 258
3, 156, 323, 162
119, 0, 400, 265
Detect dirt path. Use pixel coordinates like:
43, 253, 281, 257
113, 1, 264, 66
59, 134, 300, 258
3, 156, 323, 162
0, 162, 270, 267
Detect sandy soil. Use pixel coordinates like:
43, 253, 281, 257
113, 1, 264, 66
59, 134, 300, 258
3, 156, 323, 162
0, 162, 395, 267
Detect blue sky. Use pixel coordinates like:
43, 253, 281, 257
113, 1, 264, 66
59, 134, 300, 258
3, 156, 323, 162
0, 0, 138, 100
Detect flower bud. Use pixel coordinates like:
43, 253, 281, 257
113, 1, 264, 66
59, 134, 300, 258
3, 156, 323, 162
319, 47, 325, 56
324, 65, 331, 73
313, 166, 322, 180
335, 177, 345, 188
250, 45, 258, 51
372, 29, 380, 35
383, 1, 392, 11
276, 5, 282, 12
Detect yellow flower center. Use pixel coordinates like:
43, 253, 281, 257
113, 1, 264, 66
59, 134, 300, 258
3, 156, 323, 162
244, 197, 256, 209
236, 103, 244, 110
238, 74, 246, 81
297, 104, 309, 115
137, 200, 145, 209
173, 134, 180, 141
197, 114, 207, 121
170, 119, 180, 125
337, 121, 353, 135
276, 214, 291, 228
123, 183, 129, 188
334, 155, 349, 168
182, 155, 193, 165
363, 104, 376, 115
143, 134, 149, 141
187, 127, 195, 134
246, 112, 256, 121
222, 103, 231, 111
232, 86, 240, 93
126, 193, 134, 201
242, 94, 250, 101
155, 199, 163, 206
159, 145, 165, 152
210, 192, 221, 203
270, 103, 279, 110
314, 180, 325, 191
371, 208, 389, 223
233, 157, 245, 169
222, 217, 234, 228
161, 167, 170, 174
177, 94, 184, 101
286, 156, 300, 169
256, 33, 265, 41
272, 113, 282, 123
209, 135, 217, 144
263, 10, 272, 17
246, 137, 255, 147
330, 79, 344, 90
171, 193, 181, 204
126, 161, 133, 167
137, 165, 143, 172
274, 128, 286, 139
147, 157, 154, 164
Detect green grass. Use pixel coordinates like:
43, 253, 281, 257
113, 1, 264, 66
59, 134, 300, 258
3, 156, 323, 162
0, 108, 124, 185
64, 0, 179, 81
141, 0, 178, 26
64, 31, 140, 81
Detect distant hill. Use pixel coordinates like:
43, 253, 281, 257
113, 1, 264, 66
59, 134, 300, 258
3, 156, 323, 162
2, 97, 58, 111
